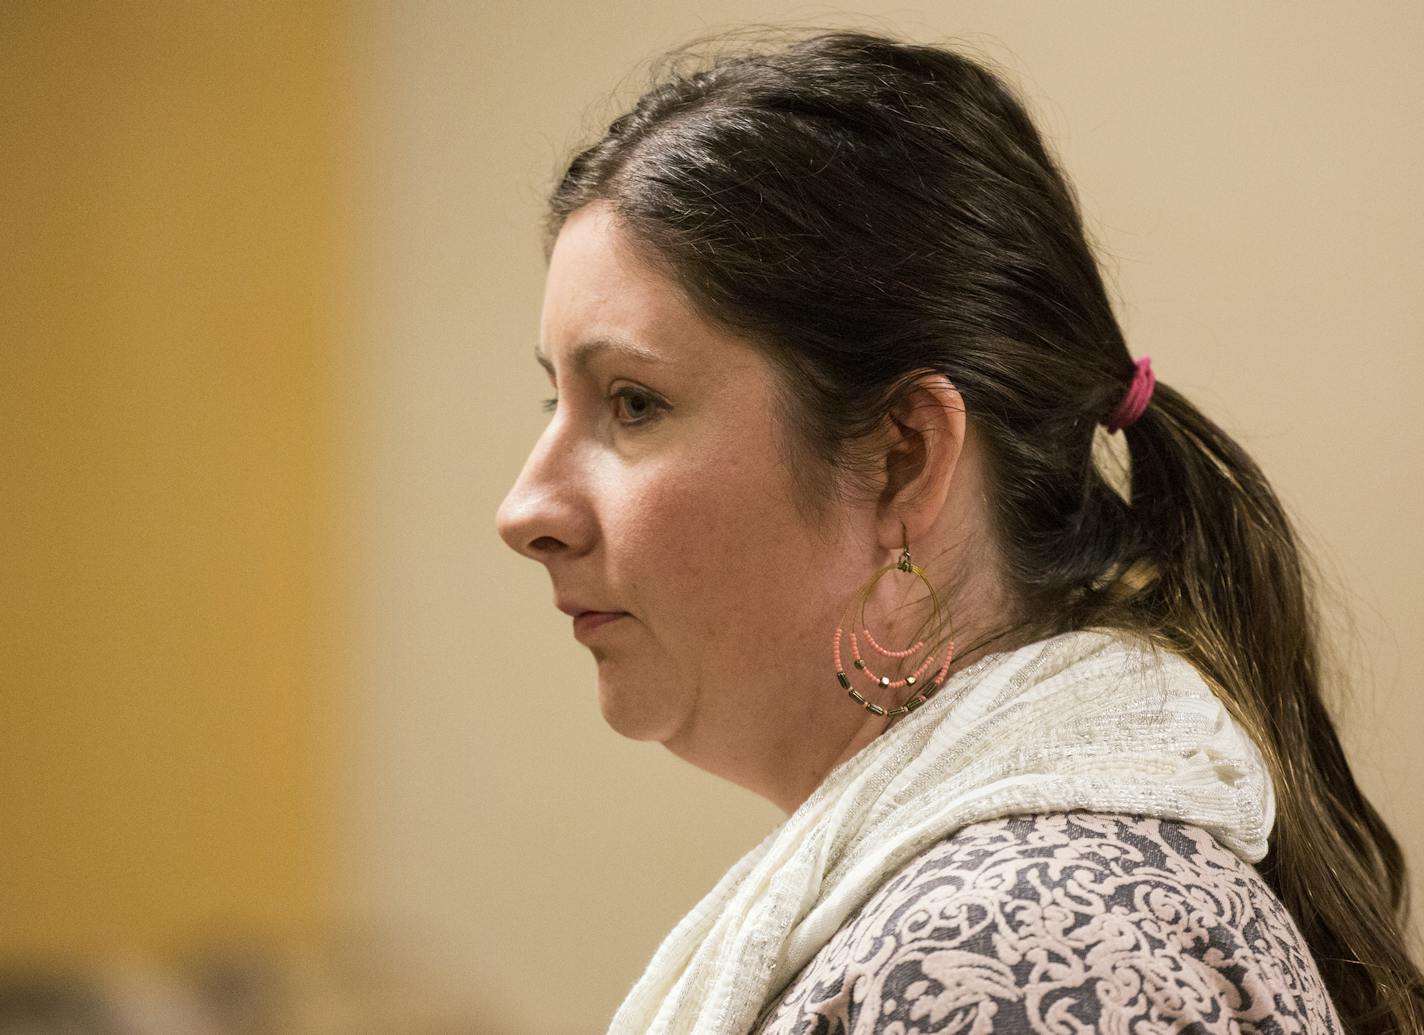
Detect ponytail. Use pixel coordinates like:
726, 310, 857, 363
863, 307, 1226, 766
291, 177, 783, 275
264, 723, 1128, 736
1084, 382, 1424, 1031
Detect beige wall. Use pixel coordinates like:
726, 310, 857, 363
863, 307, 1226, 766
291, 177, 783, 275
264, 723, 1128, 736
3, 2, 1420, 1033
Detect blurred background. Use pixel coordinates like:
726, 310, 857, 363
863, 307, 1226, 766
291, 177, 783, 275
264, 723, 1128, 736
2, 2, 1421, 1032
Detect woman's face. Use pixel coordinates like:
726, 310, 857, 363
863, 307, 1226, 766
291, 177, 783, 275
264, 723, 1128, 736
496, 202, 873, 776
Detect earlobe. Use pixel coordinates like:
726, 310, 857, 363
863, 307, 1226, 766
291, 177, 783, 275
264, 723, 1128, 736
874, 372, 966, 553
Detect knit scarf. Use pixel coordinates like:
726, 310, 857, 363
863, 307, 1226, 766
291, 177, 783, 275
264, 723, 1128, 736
606, 626, 1276, 1035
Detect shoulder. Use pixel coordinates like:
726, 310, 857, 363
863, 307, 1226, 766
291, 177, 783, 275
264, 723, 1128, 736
751, 811, 1343, 1035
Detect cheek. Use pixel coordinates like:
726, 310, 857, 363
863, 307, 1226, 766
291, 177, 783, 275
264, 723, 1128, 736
622, 452, 805, 629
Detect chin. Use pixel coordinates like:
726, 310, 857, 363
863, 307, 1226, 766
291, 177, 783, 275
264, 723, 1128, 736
596, 670, 683, 743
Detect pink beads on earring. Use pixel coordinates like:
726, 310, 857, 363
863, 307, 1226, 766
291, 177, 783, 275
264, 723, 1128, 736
848, 631, 938, 689
861, 628, 924, 658
834, 626, 954, 717
831, 531, 956, 720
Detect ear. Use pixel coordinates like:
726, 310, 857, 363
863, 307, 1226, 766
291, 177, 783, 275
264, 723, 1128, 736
874, 371, 967, 554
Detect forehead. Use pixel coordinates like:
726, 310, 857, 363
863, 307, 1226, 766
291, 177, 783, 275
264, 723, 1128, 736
538, 203, 761, 378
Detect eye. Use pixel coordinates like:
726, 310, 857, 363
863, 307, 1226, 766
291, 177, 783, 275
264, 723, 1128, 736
610, 385, 666, 426
538, 387, 666, 424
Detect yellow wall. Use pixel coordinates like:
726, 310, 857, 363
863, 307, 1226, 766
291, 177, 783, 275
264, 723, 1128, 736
0, 3, 345, 963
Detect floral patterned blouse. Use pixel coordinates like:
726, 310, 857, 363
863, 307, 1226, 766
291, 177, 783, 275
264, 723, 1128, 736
749, 811, 1342, 1034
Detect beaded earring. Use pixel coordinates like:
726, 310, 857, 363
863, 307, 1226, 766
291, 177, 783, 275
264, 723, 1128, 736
832, 526, 955, 719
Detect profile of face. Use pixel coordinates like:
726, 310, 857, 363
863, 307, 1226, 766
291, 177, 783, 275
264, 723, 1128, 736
496, 202, 882, 788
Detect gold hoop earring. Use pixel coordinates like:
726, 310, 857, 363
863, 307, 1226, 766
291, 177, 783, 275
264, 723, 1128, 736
831, 524, 955, 718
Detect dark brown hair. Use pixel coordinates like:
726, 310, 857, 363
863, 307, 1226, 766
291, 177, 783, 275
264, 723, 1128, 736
543, 28, 1422, 1032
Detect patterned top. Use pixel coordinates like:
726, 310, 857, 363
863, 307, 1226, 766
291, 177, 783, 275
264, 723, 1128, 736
749, 811, 1342, 1034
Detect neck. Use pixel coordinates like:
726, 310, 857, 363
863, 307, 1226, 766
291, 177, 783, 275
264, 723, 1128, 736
676, 606, 1038, 819
777, 615, 1041, 814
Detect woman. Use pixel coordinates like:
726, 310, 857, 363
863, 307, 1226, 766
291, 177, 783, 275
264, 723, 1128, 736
495, 29, 1423, 1034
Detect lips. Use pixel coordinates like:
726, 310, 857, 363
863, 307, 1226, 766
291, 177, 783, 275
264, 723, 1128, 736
554, 595, 629, 641
572, 611, 627, 640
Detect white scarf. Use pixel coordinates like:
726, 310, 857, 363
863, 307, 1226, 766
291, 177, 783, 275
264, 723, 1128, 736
607, 626, 1276, 1035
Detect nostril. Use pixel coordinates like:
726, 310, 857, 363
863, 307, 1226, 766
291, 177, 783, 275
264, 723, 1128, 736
528, 535, 565, 555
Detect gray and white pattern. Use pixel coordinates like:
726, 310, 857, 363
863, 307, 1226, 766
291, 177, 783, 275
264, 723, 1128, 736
751, 811, 1341, 1034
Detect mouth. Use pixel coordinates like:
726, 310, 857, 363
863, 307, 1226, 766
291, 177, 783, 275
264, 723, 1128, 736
572, 611, 628, 640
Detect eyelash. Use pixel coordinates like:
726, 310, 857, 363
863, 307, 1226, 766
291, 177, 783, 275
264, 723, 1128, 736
540, 386, 666, 426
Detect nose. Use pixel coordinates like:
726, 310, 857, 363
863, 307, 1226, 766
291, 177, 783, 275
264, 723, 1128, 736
495, 427, 594, 563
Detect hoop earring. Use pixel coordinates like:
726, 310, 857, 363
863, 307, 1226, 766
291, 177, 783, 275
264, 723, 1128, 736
831, 524, 955, 719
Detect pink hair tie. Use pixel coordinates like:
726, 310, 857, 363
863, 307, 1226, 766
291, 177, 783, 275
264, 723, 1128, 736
1104, 356, 1155, 433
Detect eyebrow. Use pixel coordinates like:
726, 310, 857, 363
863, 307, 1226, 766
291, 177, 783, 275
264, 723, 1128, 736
533, 336, 668, 379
